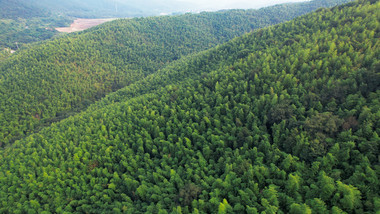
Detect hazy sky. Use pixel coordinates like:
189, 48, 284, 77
178, 0, 309, 11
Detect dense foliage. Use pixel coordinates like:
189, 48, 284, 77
0, 16, 72, 50
17, 0, 192, 18
0, 0, 354, 51
0, 48, 12, 61
0, 0, 48, 19
1, 0, 353, 19
0, 0, 378, 213
0, 0, 349, 147
0, 0, 72, 50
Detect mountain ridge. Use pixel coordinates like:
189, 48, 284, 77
0, 0, 353, 147
0, 0, 378, 213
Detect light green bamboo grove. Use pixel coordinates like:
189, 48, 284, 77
0, 0, 351, 147
0, 0, 378, 213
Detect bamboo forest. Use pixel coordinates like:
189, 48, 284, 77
0, 0, 378, 213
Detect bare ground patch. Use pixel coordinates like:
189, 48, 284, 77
55, 18, 117, 33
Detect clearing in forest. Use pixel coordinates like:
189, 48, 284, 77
55, 18, 117, 33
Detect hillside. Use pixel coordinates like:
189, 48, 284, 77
22, 0, 193, 18
0, 17, 72, 50
0, 0, 351, 147
0, 0, 72, 50
0, 0, 48, 19
6, 0, 354, 18
0, 0, 354, 50
0, 0, 378, 213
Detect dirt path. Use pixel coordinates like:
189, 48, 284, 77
55, 18, 117, 33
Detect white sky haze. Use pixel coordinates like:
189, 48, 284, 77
177, 0, 309, 11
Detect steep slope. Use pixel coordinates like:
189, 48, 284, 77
0, 0, 378, 213
0, 0, 350, 146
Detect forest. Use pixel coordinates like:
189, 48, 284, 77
0, 0, 352, 50
0, 0, 72, 50
0, 0, 352, 147
0, 0, 49, 19
1, 0, 192, 18
0, 0, 378, 213
0, 16, 72, 50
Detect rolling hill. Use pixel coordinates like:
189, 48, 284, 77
22, 0, 194, 18
0, 0, 354, 50
0, 0, 71, 50
0, 0, 378, 213
0, 0, 49, 19
0, 0, 353, 147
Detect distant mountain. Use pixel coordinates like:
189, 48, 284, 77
1, 0, 355, 19
13, 0, 194, 18
0, 0, 192, 19
0, 0, 49, 19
